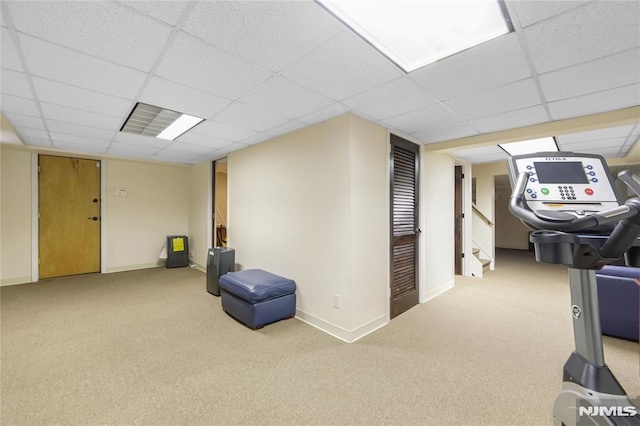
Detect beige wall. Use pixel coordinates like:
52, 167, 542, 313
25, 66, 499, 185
495, 184, 531, 250
1, 147, 32, 285
104, 160, 189, 272
348, 115, 389, 328
0, 146, 192, 285
188, 161, 211, 270
420, 152, 455, 300
228, 114, 388, 341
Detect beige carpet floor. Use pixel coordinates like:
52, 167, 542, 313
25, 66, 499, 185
1, 249, 638, 425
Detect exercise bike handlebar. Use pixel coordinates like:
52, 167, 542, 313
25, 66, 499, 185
509, 171, 640, 233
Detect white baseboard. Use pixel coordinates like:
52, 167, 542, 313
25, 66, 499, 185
420, 279, 455, 304
295, 309, 388, 343
105, 261, 165, 273
1, 276, 33, 287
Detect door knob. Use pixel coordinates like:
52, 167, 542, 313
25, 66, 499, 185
88, 217, 99, 221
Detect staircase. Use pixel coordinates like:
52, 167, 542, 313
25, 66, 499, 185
472, 248, 492, 277
470, 203, 494, 277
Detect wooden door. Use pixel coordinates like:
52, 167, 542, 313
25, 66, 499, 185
390, 135, 420, 319
39, 155, 101, 278
454, 166, 463, 275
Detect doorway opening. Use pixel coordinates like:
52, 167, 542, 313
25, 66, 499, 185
212, 159, 228, 248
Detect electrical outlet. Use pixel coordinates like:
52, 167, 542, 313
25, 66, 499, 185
189, 250, 194, 259
333, 294, 340, 309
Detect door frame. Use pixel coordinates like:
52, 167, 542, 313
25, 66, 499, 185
454, 160, 473, 277
31, 153, 106, 282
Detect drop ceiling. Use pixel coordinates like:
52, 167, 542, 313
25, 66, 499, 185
0, 1, 638, 165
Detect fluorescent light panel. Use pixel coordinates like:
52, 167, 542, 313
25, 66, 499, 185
317, 0, 511, 72
157, 115, 203, 140
120, 103, 203, 140
499, 137, 559, 156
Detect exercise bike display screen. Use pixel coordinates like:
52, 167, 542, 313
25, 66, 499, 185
534, 162, 589, 184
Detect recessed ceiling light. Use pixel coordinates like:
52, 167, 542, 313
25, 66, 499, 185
499, 137, 559, 156
120, 103, 203, 140
316, 0, 512, 73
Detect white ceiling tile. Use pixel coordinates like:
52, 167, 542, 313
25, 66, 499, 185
183, 1, 343, 72
410, 33, 531, 101
280, 30, 403, 101
32, 77, 132, 117
584, 146, 625, 158
452, 145, 505, 158
52, 141, 108, 154
107, 149, 153, 159
468, 105, 549, 134
240, 133, 275, 146
212, 103, 289, 133
174, 132, 234, 150
188, 120, 257, 142
22, 137, 52, 147
49, 132, 111, 148
557, 126, 635, 145
0, 93, 39, 116
0, 68, 31, 98
109, 142, 159, 154
240, 76, 335, 119
510, 1, 590, 28
539, 49, 640, 102
548, 84, 640, 120
3, 112, 45, 130
459, 152, 509, 164
156, 33, 273, 100
8, 1, 172, 71
14, 126, 48, 140
45, 120, 115, 141
113, 131, 171, 148
557, 137, 626, 152
215, 142, 248, 155
297, 103, 350, 125
41, 103, 122, 131
342, 77, 438, 120
151, 151, 200, 162
117, 1, 188, 26
412, 123, 479, 144
263, 120, 308, 137
383, 103, 461, 134
452, 145, 509, 164
19, 34, 146, 99
1, 27, 23, 72
525, 1, 640, 74
139, 77, 232, 119
445, 79, 542, 120
193, 152, 223, 163
163, 141, 215, 155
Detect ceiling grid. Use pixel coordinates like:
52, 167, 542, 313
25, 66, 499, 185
0, 0, 638, 164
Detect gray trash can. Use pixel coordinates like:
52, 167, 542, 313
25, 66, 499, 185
207, 247, 235, 296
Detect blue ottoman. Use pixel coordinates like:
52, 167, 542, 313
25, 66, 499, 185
219, 269, 296, 329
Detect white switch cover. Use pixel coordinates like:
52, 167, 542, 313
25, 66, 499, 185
115, 188, 128, 197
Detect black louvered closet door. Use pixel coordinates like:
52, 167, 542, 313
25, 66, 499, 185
390, 135, 420, 319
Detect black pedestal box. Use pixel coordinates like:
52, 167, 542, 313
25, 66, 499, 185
166, 235, 189, 268
207, 247, 235, 296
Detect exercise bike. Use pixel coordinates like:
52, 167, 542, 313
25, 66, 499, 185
507, 151, 640, 426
